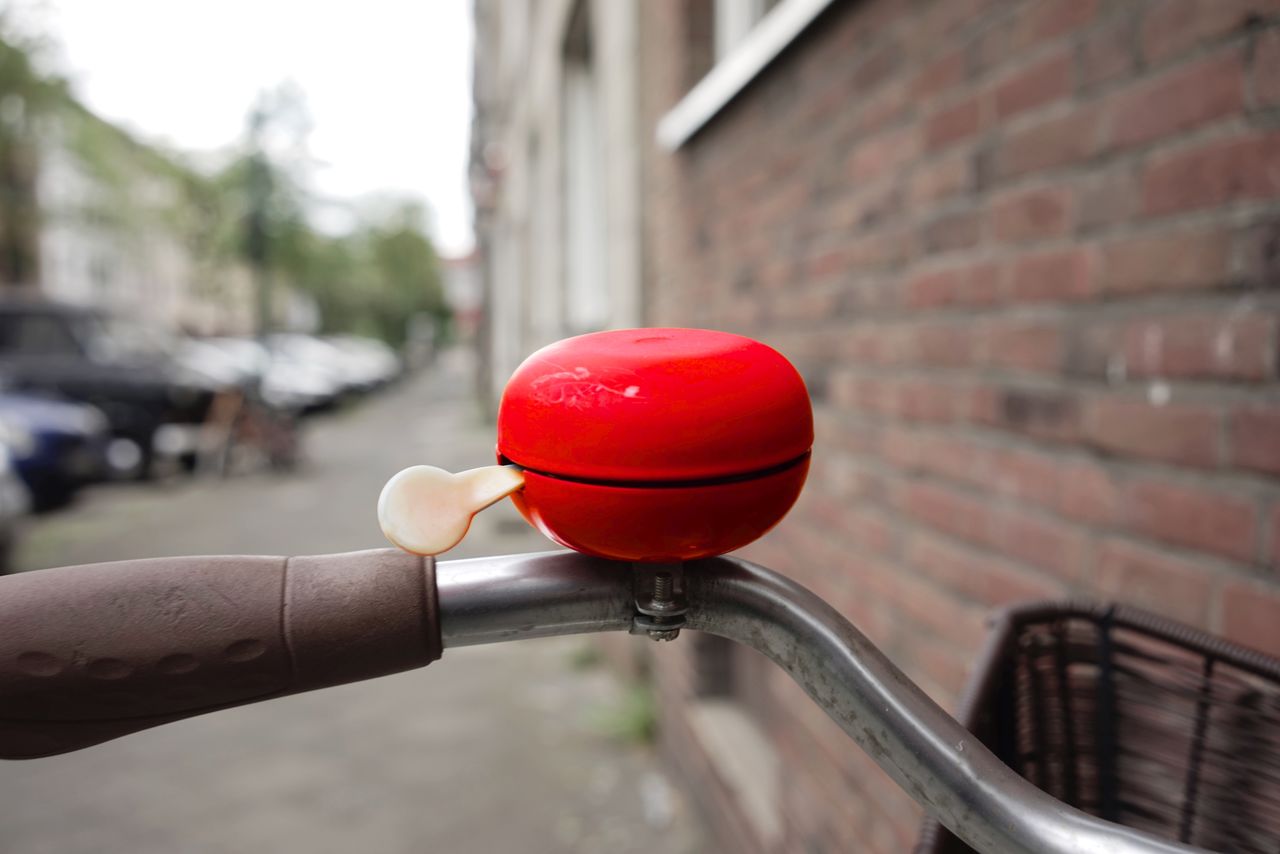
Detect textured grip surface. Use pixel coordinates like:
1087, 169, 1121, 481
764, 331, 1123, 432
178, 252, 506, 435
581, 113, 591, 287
0, 549, 441, 759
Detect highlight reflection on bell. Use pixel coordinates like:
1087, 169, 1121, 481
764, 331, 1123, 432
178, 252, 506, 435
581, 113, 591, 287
378, 328, 813, 561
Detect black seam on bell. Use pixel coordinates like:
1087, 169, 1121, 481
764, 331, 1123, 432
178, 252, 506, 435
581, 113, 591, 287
498, 451, 811, 489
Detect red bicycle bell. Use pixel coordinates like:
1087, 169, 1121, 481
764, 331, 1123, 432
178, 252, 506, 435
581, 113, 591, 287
377, 328, 813, 562
496, 328, 812, 562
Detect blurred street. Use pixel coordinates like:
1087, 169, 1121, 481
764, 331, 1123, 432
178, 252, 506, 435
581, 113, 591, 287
0, 352, 705, 854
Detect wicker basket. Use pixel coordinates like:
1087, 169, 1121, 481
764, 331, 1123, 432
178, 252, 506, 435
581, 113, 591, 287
915, 602, 1280, 854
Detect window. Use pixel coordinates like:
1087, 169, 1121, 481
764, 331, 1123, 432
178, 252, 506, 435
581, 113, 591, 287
714, 0, 777, 60
561, 1, 609, 334
0, 313, 82, 357
657, 0, 838, 150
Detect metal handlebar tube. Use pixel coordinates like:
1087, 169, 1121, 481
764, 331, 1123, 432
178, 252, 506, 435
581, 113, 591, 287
436, 551, 636, 647
0, 549, 1207, 852
436, 552, 1203, 854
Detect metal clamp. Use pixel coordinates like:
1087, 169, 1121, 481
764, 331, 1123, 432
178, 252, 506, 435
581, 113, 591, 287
631, 562, 687, 641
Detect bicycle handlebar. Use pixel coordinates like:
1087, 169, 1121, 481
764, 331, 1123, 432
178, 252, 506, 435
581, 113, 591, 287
0, 550, 1202, 853
0, 550, 441, 759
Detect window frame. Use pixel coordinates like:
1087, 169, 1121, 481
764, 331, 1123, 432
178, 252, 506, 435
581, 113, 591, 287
655, 0, 838, 151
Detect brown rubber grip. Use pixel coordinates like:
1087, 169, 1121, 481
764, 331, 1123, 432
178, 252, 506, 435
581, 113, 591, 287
0, 549, 441, 759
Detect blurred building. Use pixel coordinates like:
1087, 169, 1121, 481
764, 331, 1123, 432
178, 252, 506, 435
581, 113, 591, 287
35, 105, 256, 335
0, 34, 256, 336
471, 0, 644, 405
472, 1, 1280, 851
441, 250, 483, 342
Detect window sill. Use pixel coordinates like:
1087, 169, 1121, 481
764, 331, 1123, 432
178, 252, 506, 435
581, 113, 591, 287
655, 0, 839, 151
686, 699, 783, 846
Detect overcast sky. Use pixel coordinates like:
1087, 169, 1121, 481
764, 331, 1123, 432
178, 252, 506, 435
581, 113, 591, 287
3, 0, 475, 256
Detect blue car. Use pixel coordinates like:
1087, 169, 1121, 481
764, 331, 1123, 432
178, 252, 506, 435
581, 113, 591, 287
0, 393, 110, 511
0, 440, 30, 572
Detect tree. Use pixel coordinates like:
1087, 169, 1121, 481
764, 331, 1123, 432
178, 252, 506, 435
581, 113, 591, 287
0, 27, 61, 287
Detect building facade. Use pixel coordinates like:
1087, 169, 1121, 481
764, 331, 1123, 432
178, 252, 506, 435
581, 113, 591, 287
34, 106, 256, 335
472, 0, 645, 408
473, 1, 1280, 850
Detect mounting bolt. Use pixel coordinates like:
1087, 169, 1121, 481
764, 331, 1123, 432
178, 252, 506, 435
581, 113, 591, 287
632, 564, 688, 642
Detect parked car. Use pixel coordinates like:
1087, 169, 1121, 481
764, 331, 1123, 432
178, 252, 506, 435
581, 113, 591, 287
178, 336, 344, 414
0, 298, 219, 478
0, 438, 31, 572
268, 333, 373, 397
324, 335, 402, 389
0, 392, 109, 510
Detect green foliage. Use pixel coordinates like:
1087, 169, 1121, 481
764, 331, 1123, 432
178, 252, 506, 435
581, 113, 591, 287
0, 30, 447, 346
0, 26, 61, 285
568, 642, 604, 670
220, 87, 447, 346
589, 684, 658, 746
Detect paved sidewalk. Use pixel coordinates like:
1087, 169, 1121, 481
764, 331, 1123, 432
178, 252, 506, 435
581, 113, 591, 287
0, 351, 707, 854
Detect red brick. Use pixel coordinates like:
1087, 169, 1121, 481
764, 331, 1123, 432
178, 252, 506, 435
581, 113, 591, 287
1101, 228, 1232, 294
922, 208, 982, 254
908, 152, 974, 205
854, 78, 912, 136
834, 375, 978, 424
992, 49, 1074, 119
1058, 458, 1122, 526
850, 509, 896, 556
974, 18, 1019, 76
1013, 0, 1101, 51
772, 287, 840, 322
900, 480, 991, 544
986, 446, 1062, 508
1078, 17, 1138, 91
847, 125, 921, 183
1111, 49, 1245, 149
905, 260, 1004, 308
1142, 131, 1280, 216
1124, 477, 1259, 563
924, 93, 984, 151
839, 324, 908, 366
879, 429, 919, 471
1239, 217, 1280, 286
911, 432, 988, 487
1097, 539, 1214, 627
1118, 312, 1275, 381
851, 42, 899, 92
1141, 0, 1278, 63
1256, 29, 1280, 107
897, 378, 984, 423
900, 480, 1087, 581
995, 104, 1103, 178
1009, 246, 1098, 303
912, 320, 975, 367
1086, 397, 1220, 468
998, 506, 1089, 581
990, 185, 1073, 243
1232, 406, 1280, 475
1220, 578, 1280, 658
899, 630, 971, 702
855, 556, 990, 650
984, 386, 1084, 444
980, 317, 1064, 374
904, 532, 1066, 606
910, 49, 968, 101
1271, 504, 1280, 569
1077, 166, 1139, 233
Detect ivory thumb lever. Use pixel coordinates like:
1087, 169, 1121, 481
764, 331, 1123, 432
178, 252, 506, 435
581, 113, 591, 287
377, 465, 525, 556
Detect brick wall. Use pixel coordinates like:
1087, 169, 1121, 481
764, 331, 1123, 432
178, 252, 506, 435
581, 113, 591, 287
639, 0, 1280, 850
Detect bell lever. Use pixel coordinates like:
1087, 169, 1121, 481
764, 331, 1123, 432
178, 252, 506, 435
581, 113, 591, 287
377, 464, 525, 556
